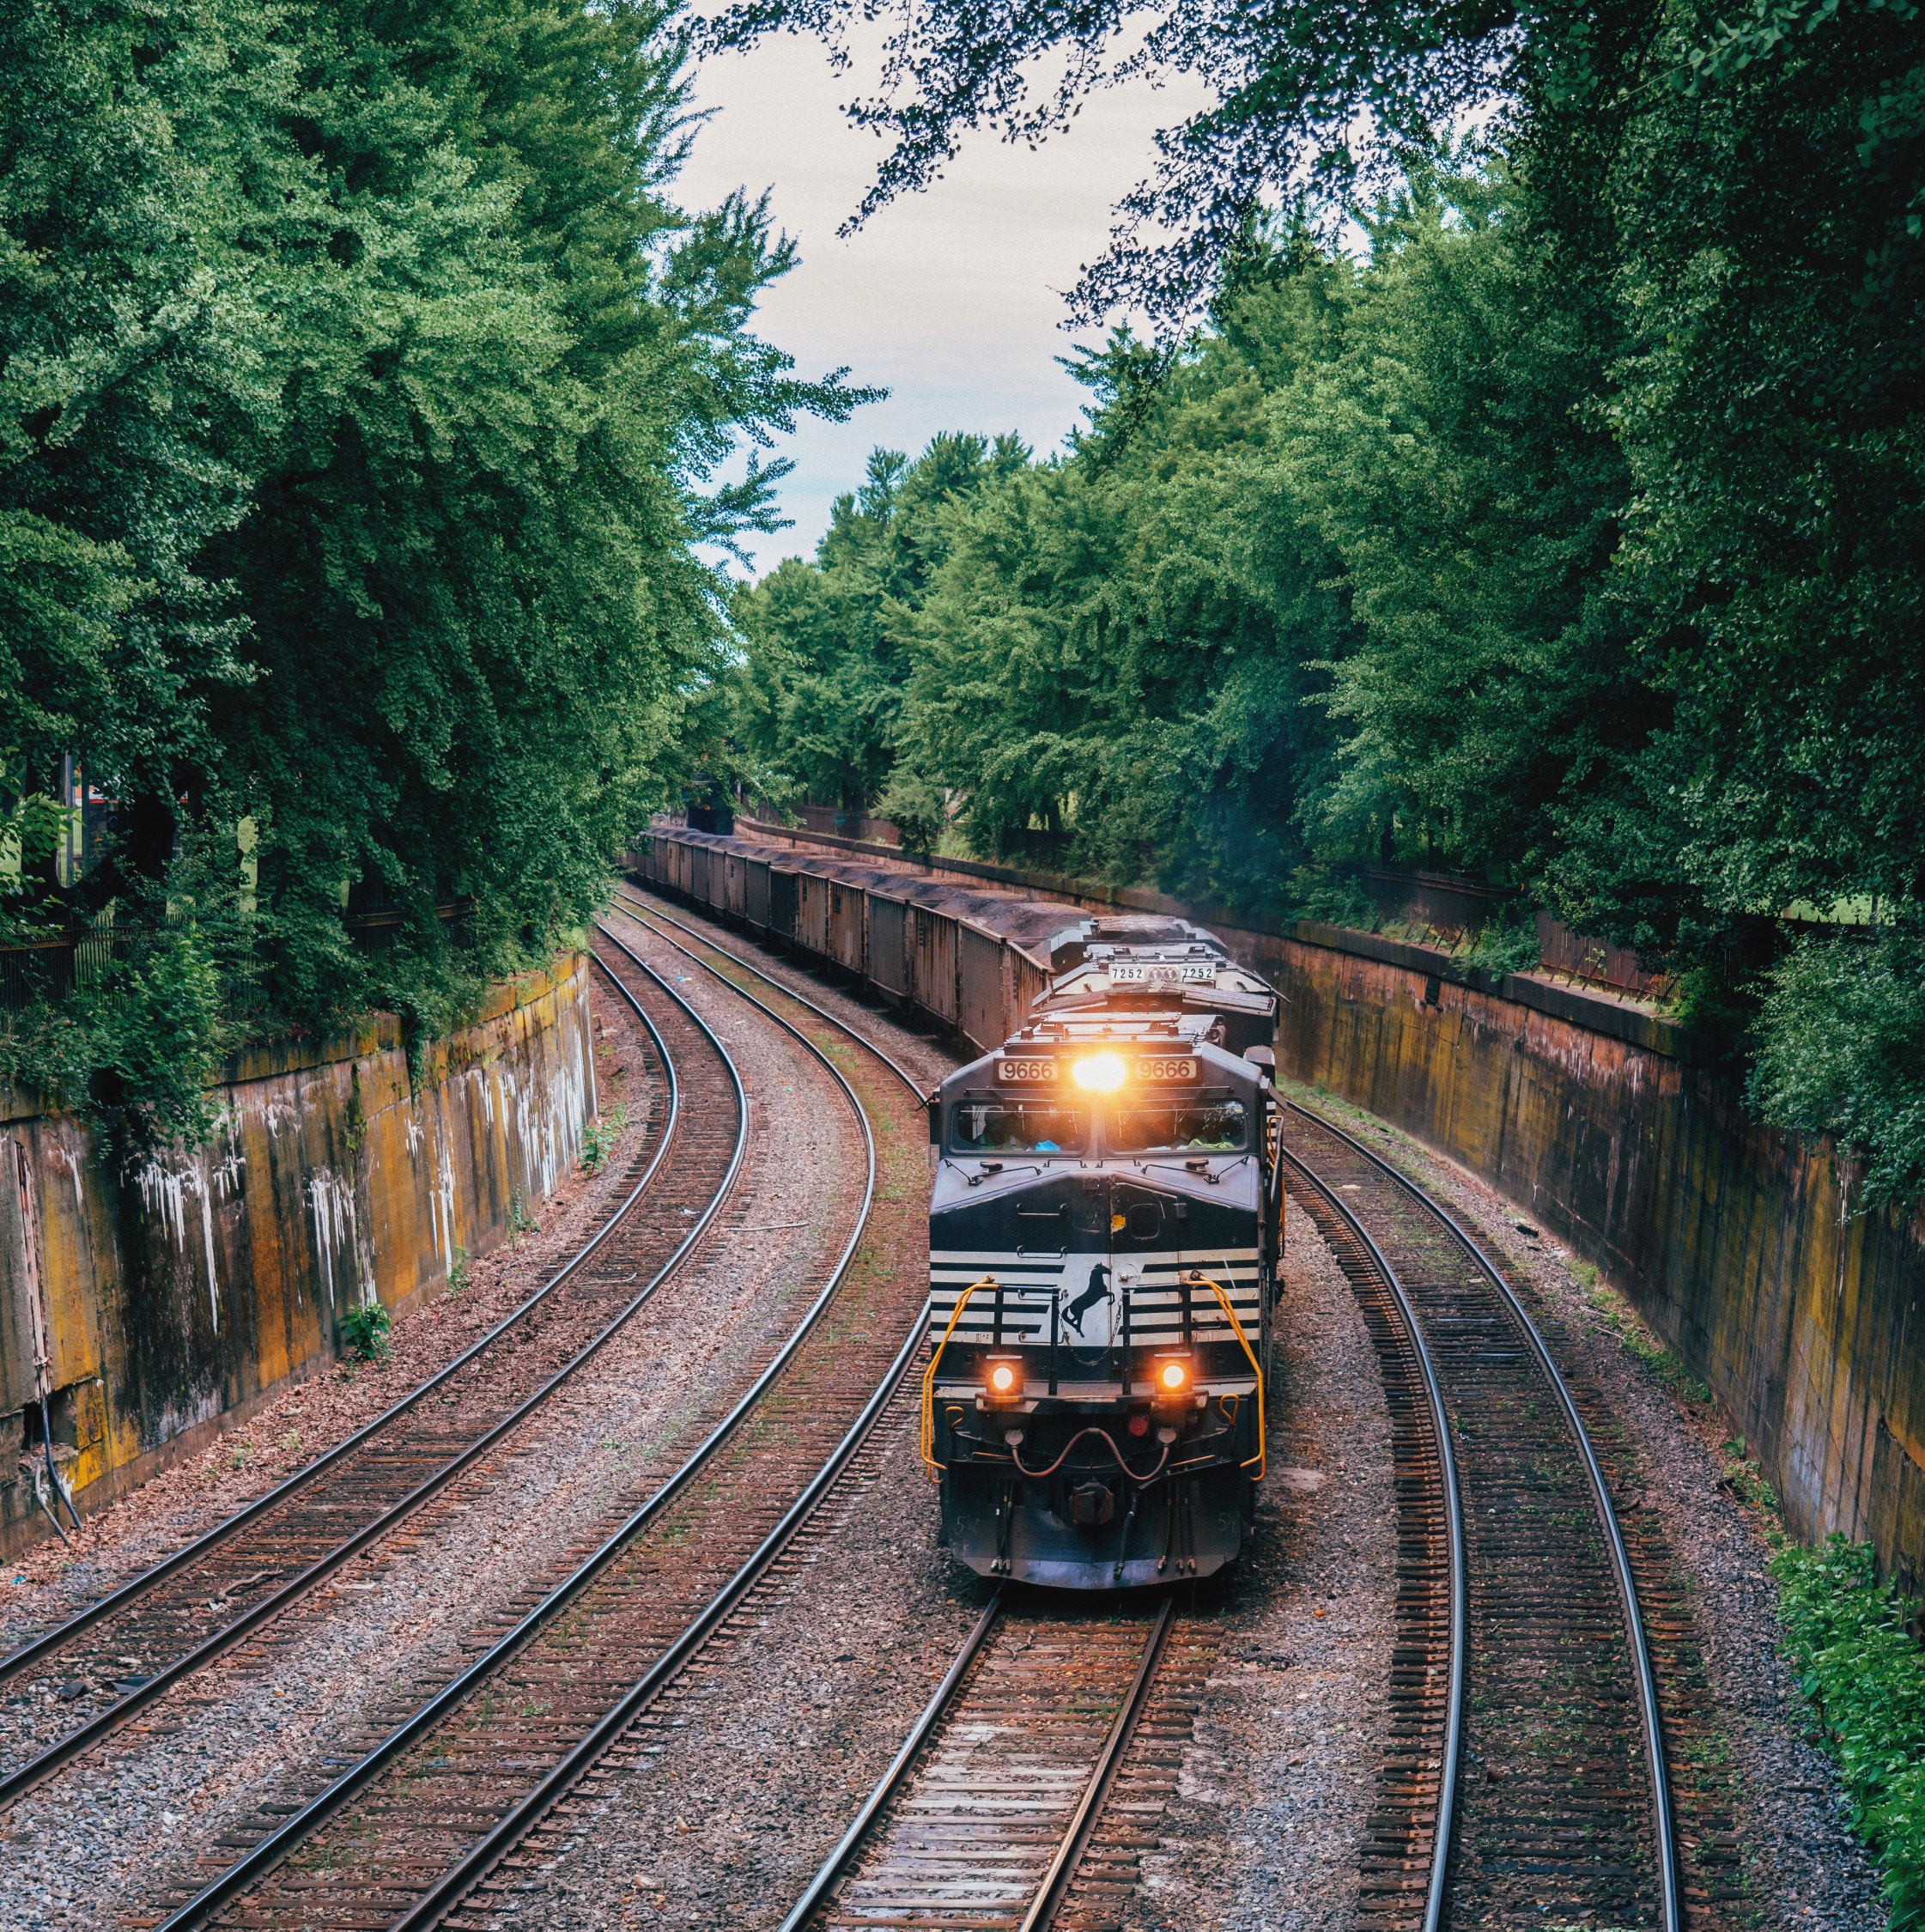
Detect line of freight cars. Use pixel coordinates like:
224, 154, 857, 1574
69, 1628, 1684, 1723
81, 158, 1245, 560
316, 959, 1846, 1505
635, 825, 1081, 1057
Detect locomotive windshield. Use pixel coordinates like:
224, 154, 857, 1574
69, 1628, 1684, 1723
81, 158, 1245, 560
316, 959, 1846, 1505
1108, 1096, 1247, 1153
950, 1099, 1087, 1155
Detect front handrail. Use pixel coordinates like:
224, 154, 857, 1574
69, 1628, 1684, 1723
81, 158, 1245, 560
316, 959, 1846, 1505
920, 1276, 997, 1478
1185, 1271, 1266, 1479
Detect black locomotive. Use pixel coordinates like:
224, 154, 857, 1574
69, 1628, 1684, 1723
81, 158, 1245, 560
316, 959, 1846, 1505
922, 915, 1282, 1589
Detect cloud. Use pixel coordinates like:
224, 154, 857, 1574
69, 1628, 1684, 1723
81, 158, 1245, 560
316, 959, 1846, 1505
677, 35, 1209, 574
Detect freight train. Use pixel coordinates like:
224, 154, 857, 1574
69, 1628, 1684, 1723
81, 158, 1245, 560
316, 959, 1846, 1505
635, 823, 1283, 1588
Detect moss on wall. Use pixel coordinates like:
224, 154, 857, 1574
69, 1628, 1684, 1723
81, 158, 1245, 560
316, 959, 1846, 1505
0, 956, 593, 1556
1269, 934, 1925, 1588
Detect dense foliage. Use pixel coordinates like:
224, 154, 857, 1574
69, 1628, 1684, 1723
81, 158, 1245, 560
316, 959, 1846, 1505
1775, 1534, 1925, 1923
1, 0, 864, 1140
725, 0, 1924, 1200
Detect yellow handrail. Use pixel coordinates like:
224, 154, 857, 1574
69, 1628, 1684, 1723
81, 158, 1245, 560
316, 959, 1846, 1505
1187, 1271, 1266, 1479
920, 1276, 998, 1481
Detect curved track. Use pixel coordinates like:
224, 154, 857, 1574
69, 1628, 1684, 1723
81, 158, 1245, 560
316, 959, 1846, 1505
1282, 1102, 1681, 1932
632, 886, 1686, 1931
0, 942, 737, 1810
131, 913, 931, 1930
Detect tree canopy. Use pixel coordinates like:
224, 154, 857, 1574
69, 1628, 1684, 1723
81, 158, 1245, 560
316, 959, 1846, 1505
730, 39, 1925, 1201
1, 0, 868, 1139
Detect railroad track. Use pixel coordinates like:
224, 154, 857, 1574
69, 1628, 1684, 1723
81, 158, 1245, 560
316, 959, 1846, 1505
0, 940, 736, 1810
619, 894, 1231, 1932
777, 1591, 1171, 1932
1280, 1102, 1683, 1932
121, 911, 932, 1930
632, 886, 1698, 1929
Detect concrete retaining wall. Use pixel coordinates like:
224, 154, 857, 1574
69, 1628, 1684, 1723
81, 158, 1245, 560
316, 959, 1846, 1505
0, 955, 595, 1557
1267, 934, 1925, 1588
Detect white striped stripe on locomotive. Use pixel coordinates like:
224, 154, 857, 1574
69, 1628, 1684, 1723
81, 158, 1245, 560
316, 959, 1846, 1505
927, 1247, 1260, 1346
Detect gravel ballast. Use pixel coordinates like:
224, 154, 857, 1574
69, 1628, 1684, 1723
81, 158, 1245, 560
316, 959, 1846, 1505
3, 884, 1888, 1932
0, 943, 873, 1931
465, 933, 1401, 1932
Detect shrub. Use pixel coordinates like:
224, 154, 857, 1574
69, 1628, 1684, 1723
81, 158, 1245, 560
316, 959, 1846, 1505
1774, 1533, 1925, 1923
338, 1301, 392, 1364
580, 1104, 629, 1176
1465, 910, 1541, 977
507, 1193, 541, 1242
1749, 934, 1925, 1211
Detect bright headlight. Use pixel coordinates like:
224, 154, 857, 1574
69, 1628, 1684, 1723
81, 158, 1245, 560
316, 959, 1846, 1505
989, 1362, 1017, 1394
1070, 1051, 1126, 1093
1159, 1359, 1188, 1392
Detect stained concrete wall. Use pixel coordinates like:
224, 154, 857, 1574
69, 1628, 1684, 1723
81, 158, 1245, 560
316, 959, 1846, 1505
1266, 933, 1925, 1589
0, 954, 594, 1557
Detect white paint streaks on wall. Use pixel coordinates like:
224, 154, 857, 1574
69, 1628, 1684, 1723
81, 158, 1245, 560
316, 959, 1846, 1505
134, 1155, 222, 1332
307, 1166, 373, 1309
502, 1041, 588, 1206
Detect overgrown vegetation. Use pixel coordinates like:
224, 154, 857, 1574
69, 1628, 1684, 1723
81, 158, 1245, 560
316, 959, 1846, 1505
580, 1104, 629, 1176
0, 0, 866, 1145
712, 0, 1923, 1193
1775, 1535, 1925, 1924
337, 1301, 392, 1365
1748, 936, 1925, 1211
1582, 1278, 1715, 1404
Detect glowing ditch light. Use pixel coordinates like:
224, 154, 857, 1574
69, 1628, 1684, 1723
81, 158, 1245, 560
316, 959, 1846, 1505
1151, 1352, 1193, 1409
984, 1356, 1023, 1405
1070, 1051, 1127, 1093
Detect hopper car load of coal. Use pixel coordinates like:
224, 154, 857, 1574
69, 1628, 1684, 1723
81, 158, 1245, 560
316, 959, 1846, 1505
634, 823, 1284, 1589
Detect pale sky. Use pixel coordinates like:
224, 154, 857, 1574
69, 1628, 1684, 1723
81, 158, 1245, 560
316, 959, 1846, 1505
674, 36, 1209, 579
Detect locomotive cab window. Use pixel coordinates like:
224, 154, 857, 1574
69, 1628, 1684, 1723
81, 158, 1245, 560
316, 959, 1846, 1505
950, 1099, 1086, 1156
1108, 1096, 1247, 1154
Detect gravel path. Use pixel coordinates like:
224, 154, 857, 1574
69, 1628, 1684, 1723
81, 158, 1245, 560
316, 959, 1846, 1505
0, 942, 871, 1932
1285, 1082, 1888, 1931
470, 1394, 989, 1929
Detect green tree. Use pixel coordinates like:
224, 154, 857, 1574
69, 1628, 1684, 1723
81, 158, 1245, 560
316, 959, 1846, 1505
732, 433, 1023, 818
0, 0, 867, 1129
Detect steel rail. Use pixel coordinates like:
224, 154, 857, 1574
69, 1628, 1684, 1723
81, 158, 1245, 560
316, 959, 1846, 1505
393, 1315, 928, 1932
383, 908, 936, 1930
775, 1592, 1174, 1932
0, 949, 723, 1812
1017, 1593, 1175, 1932
1273, 1141, 1467, 1932
1284, 1099, 1682, 1932
152, 915, 888, 1931
774, 1589, 1007, 1932
612, 887, 930, 1096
